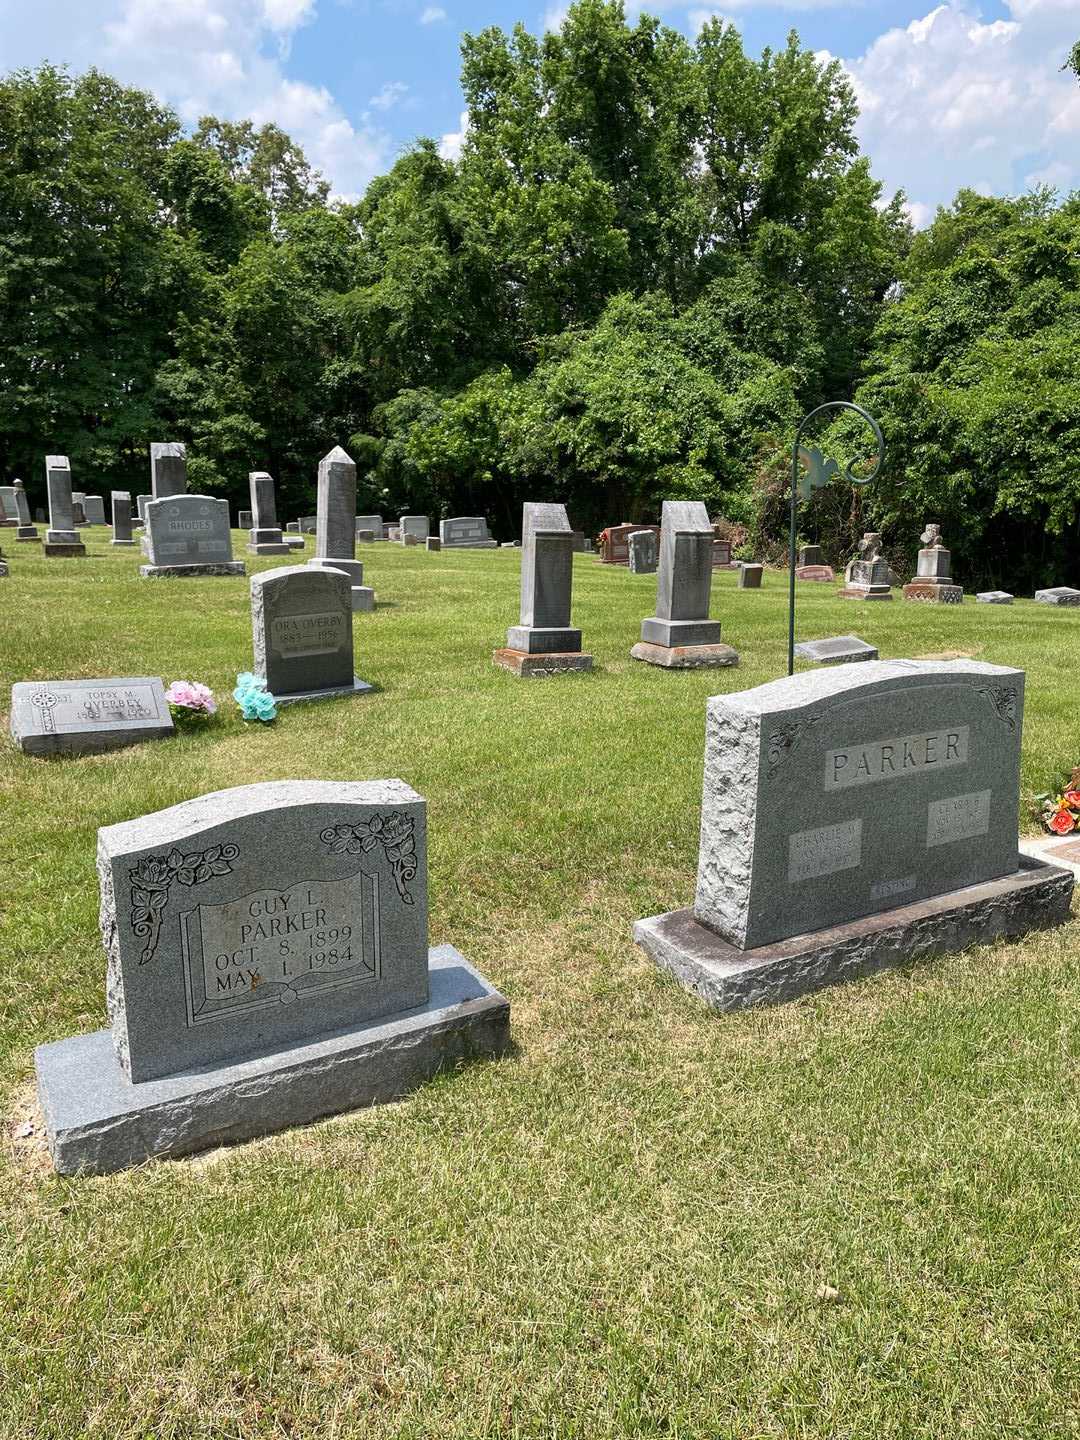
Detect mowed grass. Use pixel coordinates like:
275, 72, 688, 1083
2, 531, 1080, 1439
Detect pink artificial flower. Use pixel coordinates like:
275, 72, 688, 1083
166, 680, 216, 713
189, 681, 217, 714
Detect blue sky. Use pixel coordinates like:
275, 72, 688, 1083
0, 0, 1077, 224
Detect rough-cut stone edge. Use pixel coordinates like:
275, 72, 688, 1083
493, 648, 593, 676
694, 699, 759, 945
140, 562, 246, 578
636, 857, 1073, 1012
630, 641, 739, 669
36, 945, 510, 1176
793, 636, 879, 665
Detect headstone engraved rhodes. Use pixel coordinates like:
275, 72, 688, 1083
150, 442, 187, 500
44, 456, 86, 557
631, 501, 738, 670
903, 523, 963, 604
246, 471, 290, 556
111, 491, 136, 546
34, 781, 511, 1175
141, 495, 245, 578
494, 502, 593, 676
10, 677, 173, 756
633, 660, 1073, 1011
307, 447, 374, 612
251, 565, 371, 705
12, 480, 40, 541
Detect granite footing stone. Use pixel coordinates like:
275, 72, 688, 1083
794, 635, 879, 665
976, 591, 1014, 604
634, 857, 1072, 1013
630, 641, 739, 669
903, 582, 963, 604
36, 946, 510, 1176
1034, 587, 1080, 606
493, 648, 593, 676
273, 677, 374, 707
44, 542, 86, 557
838, 585, 892, 600
141, 562, 246, 578
284, 535, 305, 550
16, 528, 40, 543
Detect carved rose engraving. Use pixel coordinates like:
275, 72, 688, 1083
129, 843, 240, 964
767, 716, 821, 776
320, 813, 417, 905
977, 684, 1018, 731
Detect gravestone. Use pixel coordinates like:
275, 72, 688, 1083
141, 495, 245, 578
795, 543, 834, 582
400, 515, 430, 543
307, 447, 374, 612
150, 442, 187, 500
387, 526, 401, 542
284, 534, 305, 550
247, 471, 290, 556
738, 563, 764, 589
111, 491, 136, 546
10, 677, 173, 756
82, 495, 106, 526
634, 659, 1073, 1010
712, 539, 733, 569
799, 545, 825, 566
903, 523, 963, 604
426, 536, 441, 552
600, 523, 657, 566
840, 532, 892, 600
34, 780, 511, 1174
494, 502, 593, 676
794, 635, 879, 666
0, 486, 17, 526
44, 456, 86, 557
298, 515, 318, 534
627, 529, 659, 574
1034, 587, 1080, 606
251, 565, 371, 705
570, 530, 587, 553
632, 501, 738, 669
11, 480, 40, 541
440, 516, 497, 549
238, 509, 252, 530
403, 533, 419, 547
287, 521, 300, 532
356, 515, 385, 540
71, 498, 87, 527
977, 591, 1014, 605
136, 494, 152, 526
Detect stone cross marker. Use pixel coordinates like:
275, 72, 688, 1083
45, 456, 86, 557
634, 659, 1073, 1011
251, 565, 371, 705
307, 447, 374, 612
840, 531, 892, 600
632, 500, 737, 669
142, 495, 244, 578
10, 676, 174, 756
247, 471, 290, 556
111, 491, 136, 546
150, 442, 187, 500
495, 502, 593, 676
34, 780, 511, 1174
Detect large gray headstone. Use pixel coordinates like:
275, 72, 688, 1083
252, 565, 368, 704
45, 455, 81, 547
10, 676, 174, 756
150, 442, 187, 500
640, 501, 720, 648
142, 495, 243, 576
111, 491, 135, 545
694, 659, 1024, 950
97, 780, 430, 1082
247, 471, 289, 555
400, 515, 430, 542
308, 448, 372, 609
440, 516, 496, 548
507, 502, 580, 654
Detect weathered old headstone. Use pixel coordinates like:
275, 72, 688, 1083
738, 563, 764, 589
10, 677, 174, 756
399, 515, 430, 543
135, 494, 151, 526
251, 565, 371, 705
44, 456, 86, 557
247, 471, 290, 556
307, 447, 374, 612
632, 501, 738, 670
299, 515, 318, 534
712, 538, 734, 569
627, 529, 659, 574
840, 532, 892, 600
238, 509, 253, 530
794, 635, 879, 666
599, 523, 646, 565
356, 515, 385, 540
634, 659, 1073, 1009
494, 502, 592, 676
150, 442, 187, 500
0, 486, 18, 526
903, 523, 963, 604
440, 516, 497, 549
977, 591, 1014, 605
1034, 587, 1080, 606
141, 495, 245, 578
82, 495, 106, 526
11, 480, 40, 541
34, 780, 511, 1174
795, 543, 835, 582
426, 536, 441, 552
284, 533, 305, 550
111, 491, 136, 546
71, 498, 87, 527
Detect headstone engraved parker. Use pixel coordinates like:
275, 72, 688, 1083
34, 780, 511, 1174
44, 456, 86, 557
493, 502, 593, 676
633, 660, 1073, 1011
631, 500, 738, 669
246, 471, 290, 556
307, 447, 374, 612
251, 565, 372, 705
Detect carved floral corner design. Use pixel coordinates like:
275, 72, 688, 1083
129, 843, 240, 964
320, 813, 417, 905
977, 684, 1019, 731
767, 715, 821, 776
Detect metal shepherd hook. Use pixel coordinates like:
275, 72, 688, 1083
788, 402, 885, 676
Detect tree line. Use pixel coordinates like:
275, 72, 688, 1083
1, 0, 1077, 588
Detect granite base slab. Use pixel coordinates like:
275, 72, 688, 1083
493, 647, 593, 677
273, 676, 373, 707
630, 641, 739, 669
633, 856, 1073, 1013
1034, 587, 1080, 606
111, 539, 137, 547
16, 530, 40, 543
140, 562, 246, 578
903, 582, 963, 604
976, 591, 1014, 604
44, 542, 86, 558
640, 617, 721, 648
1018, 835, 1080, 882
794, 635, 879, 665
35, 946, 510, 1176
838, 585, 892, 600
248, 543, 291, 556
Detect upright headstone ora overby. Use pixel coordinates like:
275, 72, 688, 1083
840, 532, 892, 600
34, 780, 511, 1175
150, 442, 187, 500
250, 564, 371, 706
439, 517, 497, 549
634, 660, 1073, 1011
10, 677, 174, 756
141, 496, 245, 578
44, 456, 86, 557
247, 471, 290, 556
307, 447, 374, 612
903, 523, 963, 604
111, 491, 136, 546
494, 503, 592, 676
631, 501, 738, 669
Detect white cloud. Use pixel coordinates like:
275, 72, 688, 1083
840, 0, 1080, 222
419, 5, 447, 22
542, 4, 570, 33
439, 109, 468, 161
368, 80, 408, 112
688, 8, 732, 34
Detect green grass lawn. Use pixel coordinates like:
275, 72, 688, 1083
2, 531, 1080, 1438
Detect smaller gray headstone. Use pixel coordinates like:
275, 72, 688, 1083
497, 502, 592, 673
82, 495, 106, 526
287, 521, 300, 533
71, 498, 87, 526
11, 480, 39, 541
426, 536, 441, 552
307, 448, 372, 611
299, 515, 317, 534
440, 516, 496, 548
400, 515, 430, 542
357, 529, 375, 543
0, 486, 19, 525
794, 635, 879, 666
45, 456, 85, 554
10, 677, 173, 756
1034, 587, 1080, 606
111, 491, 136, 546
976, 591, 1014, 605
150, 442, 187, 500
247, 472, 290, 555
356, 515, 385, 540
799, 544, 825, 567
239, 509, 252, 530
738, 563, 764, 589
136, 494, 152, 525
627, 529, 659, 574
